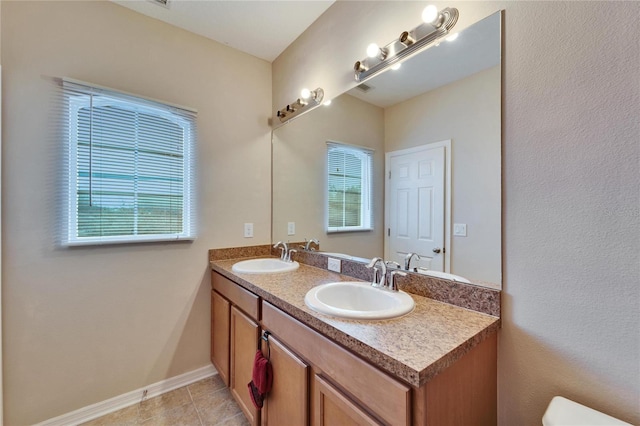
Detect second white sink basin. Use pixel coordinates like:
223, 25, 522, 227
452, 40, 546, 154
304, 281, 414, 320
232, 258, 299, 274
415, 269, 471, 283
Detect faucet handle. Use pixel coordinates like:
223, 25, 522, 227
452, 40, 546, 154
389, 270, 407, 291
385, 261, 401, 269
286, 249, 297, 262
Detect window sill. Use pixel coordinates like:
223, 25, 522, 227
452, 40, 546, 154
64, 235, 196, 247
326, 228, 373, 234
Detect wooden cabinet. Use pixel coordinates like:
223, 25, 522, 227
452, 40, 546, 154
261, 335, 309, 426
211, 272, 261, 426
230, 306, 260, 426
211, 290, 230, 386
313, 375, 380, 426
261, 301, 410, 426
211, 271, 497, 426
413, 332, 498, 426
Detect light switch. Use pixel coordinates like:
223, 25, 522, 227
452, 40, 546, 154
244, 223, 254, 238
453, 223, 467, 237
287, 222, 295, 236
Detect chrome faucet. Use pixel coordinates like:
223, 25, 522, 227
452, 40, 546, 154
274, 241, 297, 262
404, 252, 421, 271
273, 241, 288, 261
366, 257, 387, 288
304, 238, 320, 251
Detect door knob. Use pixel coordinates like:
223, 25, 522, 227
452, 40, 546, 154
432, 247, 441, 254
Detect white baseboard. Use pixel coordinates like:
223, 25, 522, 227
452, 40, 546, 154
36, 364, 217, 426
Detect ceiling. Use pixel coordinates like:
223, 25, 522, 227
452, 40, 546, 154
113, 0, 335, 62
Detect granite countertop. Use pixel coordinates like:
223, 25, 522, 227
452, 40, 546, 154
210, 258, 500, 388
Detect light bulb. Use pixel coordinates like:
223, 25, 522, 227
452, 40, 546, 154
366, 43, 380, 58
323, 100, 332, 106
391, 63, 402, 71
422, 5, 438, 23
446, 33, 458, 42
301, 88, 311, 99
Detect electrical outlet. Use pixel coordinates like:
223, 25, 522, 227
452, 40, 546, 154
287, 222, 295, 236
453, 223, 467, 237
327, 257, 341, 273
244, 223, 254, 238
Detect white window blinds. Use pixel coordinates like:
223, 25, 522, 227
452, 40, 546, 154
327, 142, 374, 233
60, 79, 197, 245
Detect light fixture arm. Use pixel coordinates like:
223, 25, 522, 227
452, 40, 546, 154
353, 7, 458, 82
276, 88, 324, 123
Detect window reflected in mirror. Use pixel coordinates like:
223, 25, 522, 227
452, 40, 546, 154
327, 142, 374, 233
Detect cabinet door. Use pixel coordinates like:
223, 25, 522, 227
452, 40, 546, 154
211, 290, 230, 386
262, 335, 309, 426
231, 306, 260, 426
262, 302, 410, 425
313, 375, 380, 426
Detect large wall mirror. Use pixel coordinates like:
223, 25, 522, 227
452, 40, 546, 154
272, 12, 502, 289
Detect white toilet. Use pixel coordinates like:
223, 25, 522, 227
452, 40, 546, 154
542, 396, 632, 425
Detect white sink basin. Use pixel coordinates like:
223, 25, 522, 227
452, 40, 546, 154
415, 269, 471, 283
321, 252, 357, 260
304, 281, 414, 320
321, 252, 370, 263
232, 258, 299, 274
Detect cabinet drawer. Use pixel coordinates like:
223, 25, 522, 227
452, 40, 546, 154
212, 272, 260, 320
262, 301, 410, 426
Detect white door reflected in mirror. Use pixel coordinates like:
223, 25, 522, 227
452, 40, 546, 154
386, 143, 446, 271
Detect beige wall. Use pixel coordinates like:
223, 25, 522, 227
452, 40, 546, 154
385, 66, 501, 284
0, 1, 3, 422
272, 94, 385, 258
2, 2, 271, 424
274, 1, 640, 424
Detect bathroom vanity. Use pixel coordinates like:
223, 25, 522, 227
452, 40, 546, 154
210, 254, 500, 426
211, 9, 504, 425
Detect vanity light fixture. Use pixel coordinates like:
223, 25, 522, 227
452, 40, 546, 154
353, 5, 458, 82
276, 87, 325, 123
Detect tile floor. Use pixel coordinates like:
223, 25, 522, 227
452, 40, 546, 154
81, 375, 249, 426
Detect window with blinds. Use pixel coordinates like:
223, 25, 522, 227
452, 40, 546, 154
327, 142, 373, 233
61, 80, 196, 245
